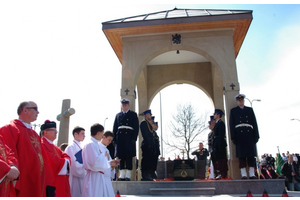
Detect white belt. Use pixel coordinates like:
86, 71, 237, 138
235, 123, 253, 129
118, 126, 134, 130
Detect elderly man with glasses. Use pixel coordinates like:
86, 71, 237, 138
0, 101, 54, 197
40, 120, 71, 197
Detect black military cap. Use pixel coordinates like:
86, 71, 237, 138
214, 109, 224, 116
120, 98, 130, 104
235, 94, 245, 100
140, 109, 152, 116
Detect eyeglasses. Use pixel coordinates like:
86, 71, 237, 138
46, 128, 57, 133
26, 107, 38, 111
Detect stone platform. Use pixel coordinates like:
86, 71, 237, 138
112, 179, 286, 196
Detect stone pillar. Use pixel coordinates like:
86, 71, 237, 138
224, 82, 239, 179
56, 99, 75, 147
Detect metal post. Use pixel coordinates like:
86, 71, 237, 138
159, 92, 163, 158
104, 117, 108, 128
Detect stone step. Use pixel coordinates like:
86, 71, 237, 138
150, 187, 216, 196
112, 179, 286, 196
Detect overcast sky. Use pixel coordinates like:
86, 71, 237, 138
0, 2, 299, 160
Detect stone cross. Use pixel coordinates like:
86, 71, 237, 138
124, 88, 130, 95
56, 99, 75, 147
230, 83, 235, 90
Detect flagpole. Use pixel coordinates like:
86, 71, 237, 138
159, 92, 163, 158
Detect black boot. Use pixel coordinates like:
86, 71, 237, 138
141, 170, 148, 181
150, 170, 157, 179
142, 170, 153, 181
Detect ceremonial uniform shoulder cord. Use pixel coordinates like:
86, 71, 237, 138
146, 120, 155, 137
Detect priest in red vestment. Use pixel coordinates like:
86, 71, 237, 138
0, 101, 54, 197
40, 120, 71, 197
0, 135, 19, 197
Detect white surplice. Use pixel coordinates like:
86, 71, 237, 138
65, 140, 86, 197
81, 137, 115, 197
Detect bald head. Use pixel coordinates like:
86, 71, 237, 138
18, 101, 39, 123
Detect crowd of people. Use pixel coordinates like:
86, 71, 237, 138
1, 95, 299, 197
0, 99, 162, 197
256, 152, 300, 191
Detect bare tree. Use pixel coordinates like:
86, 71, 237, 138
164, 103, 209, 159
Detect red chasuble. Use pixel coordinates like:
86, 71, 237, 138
0, 120, 48, 197
41, 137, 71, 197
0, 135, 18, 197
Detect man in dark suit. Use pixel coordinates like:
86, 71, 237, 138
140, 109, 155, 181
150, 117, 160, 179
192, 142, 209, 166
213, 109, 228, 180
281, 154, 300, 191
207, 116, 217, 178
229, 94, 259, 179
112, 99, 139, 181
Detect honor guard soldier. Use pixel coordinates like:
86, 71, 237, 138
229, 94, 259, 179
207, 116, 217, 178
113, 99, 139, 181
207, 116, 215, 156
213, 109, 228, 180
150, 116, 160, 179
140, 109, 155, 181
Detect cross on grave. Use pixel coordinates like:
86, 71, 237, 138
230, 83, 235, 90
56, 99, 75, 146
181, 149, 185, 160
124, 88, 130, 95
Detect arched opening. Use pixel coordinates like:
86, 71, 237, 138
148, 83, 214, 160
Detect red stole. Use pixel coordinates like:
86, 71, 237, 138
0, 135, 18, 197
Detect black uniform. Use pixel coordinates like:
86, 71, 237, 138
212, 119, 228, 178
140, 119, 155, 180
229, 106, 259, 168
113, 110, 139, 170
208, 130, 217, 177
208, 131, 214, 154
150, 130, 160, 179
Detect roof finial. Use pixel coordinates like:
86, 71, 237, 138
173, 7, 178, 10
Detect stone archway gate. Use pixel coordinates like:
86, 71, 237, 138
102, 8, 253, 180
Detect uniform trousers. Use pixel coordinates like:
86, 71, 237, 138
239, 157, 256, 168
141, 147, 153, 171
119, 156, 133, 170
150, 153, 159, 172
215, 158, 228, 178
